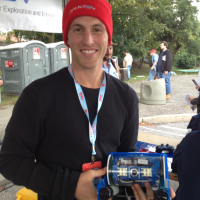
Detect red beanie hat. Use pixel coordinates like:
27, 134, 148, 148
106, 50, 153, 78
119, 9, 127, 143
62, 0, 113, 47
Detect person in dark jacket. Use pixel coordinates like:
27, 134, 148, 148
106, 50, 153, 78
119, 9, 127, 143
171, 127, 200, 200
157, 41, 172, 100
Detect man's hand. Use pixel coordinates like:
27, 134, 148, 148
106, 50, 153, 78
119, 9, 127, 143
131, 183, 176, 200
74, 167, 107, 200
151, 66, 154, 71
195, 84, 200, 90
0, 80, 3, 87
189, 96, 194, 101
131, 183, 154, 200
164, 71, 168, 75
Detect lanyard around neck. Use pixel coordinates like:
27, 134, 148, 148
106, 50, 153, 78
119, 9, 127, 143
68, 65, 106, 158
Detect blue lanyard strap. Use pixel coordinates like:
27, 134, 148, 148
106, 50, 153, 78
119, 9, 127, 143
68, 65, 106, 156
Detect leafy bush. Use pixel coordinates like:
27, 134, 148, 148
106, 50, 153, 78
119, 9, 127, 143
173, 52, 195, 69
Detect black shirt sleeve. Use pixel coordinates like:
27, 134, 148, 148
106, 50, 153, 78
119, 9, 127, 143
117, 87, 139, 152
190, 95, 200, 106
0, 90, 80, 200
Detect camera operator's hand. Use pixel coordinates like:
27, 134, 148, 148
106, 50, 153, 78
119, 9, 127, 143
74, 167, 107, 200
131, 183, 176, 200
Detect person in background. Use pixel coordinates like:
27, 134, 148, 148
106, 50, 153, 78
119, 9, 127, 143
157, 41, 172, 100
0, 76, 3, 87
123, 51, 133, 79
103, 42, 121, 79
148, 49, 158, 81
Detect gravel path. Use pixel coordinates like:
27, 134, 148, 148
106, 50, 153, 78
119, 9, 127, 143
128, 74, 199, 118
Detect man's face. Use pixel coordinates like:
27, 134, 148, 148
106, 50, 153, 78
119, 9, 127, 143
67, 16, 109, 70
124, 52, 128, 56
160, 43, 165, 50
104, 45, 113, 60
150, 52, 154, 56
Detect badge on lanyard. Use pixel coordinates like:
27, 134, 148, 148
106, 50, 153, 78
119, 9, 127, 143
68, 65, 106, 164
82, 161, 102, 172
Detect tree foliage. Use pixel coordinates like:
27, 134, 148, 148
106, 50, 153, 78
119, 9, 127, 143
109, 0, 200, 65
173, 51, 196, 69
145, 0, 200, 58
12, 30, 63, 44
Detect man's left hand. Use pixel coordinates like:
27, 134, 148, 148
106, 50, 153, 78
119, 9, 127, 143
151, 67, 154, 71
164, 71, 168, 75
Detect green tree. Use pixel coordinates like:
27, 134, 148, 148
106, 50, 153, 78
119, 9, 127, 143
108, 0, 166, 68
13, 30, 63, 43
174, 51, 195, 69
147, 0, 200, 58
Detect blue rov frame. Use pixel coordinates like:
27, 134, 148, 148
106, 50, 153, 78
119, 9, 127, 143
97, 152, 170, 200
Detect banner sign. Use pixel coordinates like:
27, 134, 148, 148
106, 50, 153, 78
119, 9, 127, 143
0, 0, 62, 33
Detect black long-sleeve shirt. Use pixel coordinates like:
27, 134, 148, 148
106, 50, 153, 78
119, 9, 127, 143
0, 67, 139, 200
157, 49, 172, 73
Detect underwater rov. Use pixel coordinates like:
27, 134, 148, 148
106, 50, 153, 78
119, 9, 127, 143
97, 152, 170, 200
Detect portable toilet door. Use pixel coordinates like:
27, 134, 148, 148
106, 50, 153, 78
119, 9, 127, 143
0, 45, 23, 94
23, 41, 50, 85
46, 41, 70, 74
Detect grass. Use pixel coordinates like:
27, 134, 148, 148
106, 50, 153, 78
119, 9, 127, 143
125, 62, 199, 83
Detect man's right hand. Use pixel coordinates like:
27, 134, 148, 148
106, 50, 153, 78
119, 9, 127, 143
151, 67, 154, 70
74, 167, 107, 200
0, 80, 3, 87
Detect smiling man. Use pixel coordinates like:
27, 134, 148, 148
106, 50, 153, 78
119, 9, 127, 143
0, 0, 139, 200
